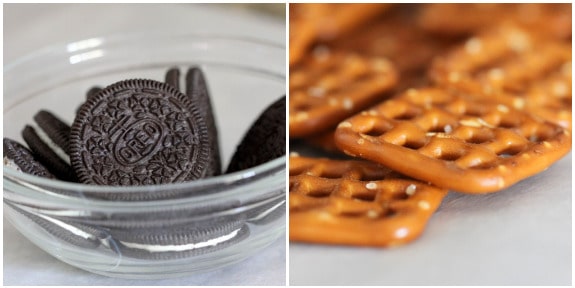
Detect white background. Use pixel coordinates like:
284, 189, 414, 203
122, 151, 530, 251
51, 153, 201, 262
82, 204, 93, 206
3, 3, 286, 286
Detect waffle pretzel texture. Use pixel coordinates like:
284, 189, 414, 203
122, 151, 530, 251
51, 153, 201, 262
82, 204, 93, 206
289, 155, 447, 247
290, 50, 398, 138
430, 23, 572, 129
334, 87, 572, 193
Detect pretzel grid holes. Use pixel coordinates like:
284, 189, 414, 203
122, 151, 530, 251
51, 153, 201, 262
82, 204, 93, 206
350, 93, 557, 170
289, 160, 422, 219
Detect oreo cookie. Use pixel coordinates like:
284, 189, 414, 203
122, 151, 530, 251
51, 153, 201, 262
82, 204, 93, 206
5, 202, 106, 249
70, 79, 212, 186
21, 125, 77, 182
110, 219, 250, 260
86, 86, 102, 100
3, 138, 55, 179
165, 67, 181, 91
186, 67, 222, 176
76, 87, 102, 115
33, 110, 71, 154
226, 95, 286, 173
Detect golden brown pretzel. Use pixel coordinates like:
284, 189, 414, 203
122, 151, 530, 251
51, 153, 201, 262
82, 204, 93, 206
290, 50, 397, 138
430, 24, 572, 129
289, 155, 447, 247
334, 87, 571, 193
289, 3, 392, 66
328, 4, 459, 77
418, 3, 572, 40
305, 130, 340, 153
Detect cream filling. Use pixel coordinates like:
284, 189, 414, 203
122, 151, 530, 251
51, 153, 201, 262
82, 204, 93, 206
37, 214, 95, 240
31, 123, 70, 165
119, 228, 241, 253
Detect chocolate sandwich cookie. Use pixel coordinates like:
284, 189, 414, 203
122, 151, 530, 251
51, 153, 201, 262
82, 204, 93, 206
226, 95, 286, 173
86, 86, 102, 100
109, 219, 250, 260
186, 67, 221, 176
3, 138, 55, 179
33, 110, 72, 154
76, 87, 103, 115
5, 202, 107, 249
70, 79, 212, 186
21, 126, 77, 182
165, 67, 181, 91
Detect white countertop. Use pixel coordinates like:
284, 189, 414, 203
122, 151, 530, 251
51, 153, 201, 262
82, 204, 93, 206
3, 3, 286, 286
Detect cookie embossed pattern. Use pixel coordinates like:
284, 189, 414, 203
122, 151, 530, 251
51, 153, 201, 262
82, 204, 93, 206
71, 79, 212, 185
3, 34, 286, 279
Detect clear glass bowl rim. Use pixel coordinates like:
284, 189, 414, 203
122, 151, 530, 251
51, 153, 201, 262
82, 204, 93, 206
4, 31, 285, 71
3, 32, 286, 207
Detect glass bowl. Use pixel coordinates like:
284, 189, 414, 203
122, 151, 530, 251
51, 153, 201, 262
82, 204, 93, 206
3, 33, 286, 279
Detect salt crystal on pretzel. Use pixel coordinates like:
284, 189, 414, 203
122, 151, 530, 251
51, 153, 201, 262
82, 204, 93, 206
289, 155, 447, 247
430, 23, 572, 129
290, 51, 398, 138
334, 87, 572, 193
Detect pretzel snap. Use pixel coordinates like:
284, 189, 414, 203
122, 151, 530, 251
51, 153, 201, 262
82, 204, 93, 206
334, 87, 572, 193
430, 24, 572, 129
289, 155, 447, 247
290, 50, 398, 138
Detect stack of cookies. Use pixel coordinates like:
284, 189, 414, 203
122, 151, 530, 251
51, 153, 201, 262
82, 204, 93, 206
5, 67, 285, 191
4, 67, 286, 259
289, 3, 571, 247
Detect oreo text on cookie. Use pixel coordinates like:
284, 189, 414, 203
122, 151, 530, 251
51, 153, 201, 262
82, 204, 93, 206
70, 79, 211, 186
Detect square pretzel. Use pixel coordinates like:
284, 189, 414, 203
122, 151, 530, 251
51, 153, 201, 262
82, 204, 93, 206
430, 24, 572, 129
334, 87, 571, 193
290, 50, 397, 138
289, 155, 447, 246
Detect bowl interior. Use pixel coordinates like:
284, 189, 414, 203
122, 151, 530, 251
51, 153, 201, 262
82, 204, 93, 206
4, 34, 286, 168
3, 34, 286, 279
